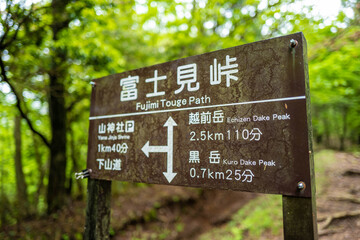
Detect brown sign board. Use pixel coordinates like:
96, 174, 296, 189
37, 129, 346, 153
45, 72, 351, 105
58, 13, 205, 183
87, 32, 312, 197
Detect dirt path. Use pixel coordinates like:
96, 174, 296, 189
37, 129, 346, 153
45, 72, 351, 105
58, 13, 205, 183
111, 186, 257, 239
316, 152, 360, 239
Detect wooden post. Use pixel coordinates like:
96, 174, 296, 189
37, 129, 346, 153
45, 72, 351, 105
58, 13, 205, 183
84, 178, 112, 240
282, 33, 318, 240
283, 196, 318, 239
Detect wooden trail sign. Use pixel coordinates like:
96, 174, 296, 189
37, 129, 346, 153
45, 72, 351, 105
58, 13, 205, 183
85, 32, 317, 239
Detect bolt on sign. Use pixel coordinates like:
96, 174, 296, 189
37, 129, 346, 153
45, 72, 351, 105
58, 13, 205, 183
87, 32, 314, 197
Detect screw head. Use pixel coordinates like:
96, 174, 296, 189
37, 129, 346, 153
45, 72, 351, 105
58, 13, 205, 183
290, 39, 298, 48
297, 181, 306, 190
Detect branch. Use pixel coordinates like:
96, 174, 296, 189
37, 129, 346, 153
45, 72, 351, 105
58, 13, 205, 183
342, 169, 360, 176
1, 4, 35, 50
309, 27, 358, 61
66, 90, 89, 112
318, 228, 341, 236
0, 1, 13, 47
1, 2, 50, 50
0, 57, 50, 148
318, 209, 360, 229
330, 195, 360, 204
66, 99, 81, 113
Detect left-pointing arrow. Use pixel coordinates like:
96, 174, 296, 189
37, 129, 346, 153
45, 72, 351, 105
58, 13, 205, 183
141, 141, 168, 157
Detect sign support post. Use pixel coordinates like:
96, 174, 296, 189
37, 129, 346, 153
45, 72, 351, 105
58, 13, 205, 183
282, 38, 318, 240
283, 196, 317, 239
84, 179, 112, 240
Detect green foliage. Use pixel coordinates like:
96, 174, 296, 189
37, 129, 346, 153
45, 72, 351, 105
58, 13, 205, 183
309, 26, 360, 148
232, 195, 283, 238
176, 222, 184, 232
198, 195, 282, 240
313, 149, 337, 195
0, 0, 359, 234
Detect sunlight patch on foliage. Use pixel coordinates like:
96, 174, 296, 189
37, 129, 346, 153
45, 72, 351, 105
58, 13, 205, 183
199, 194, 283, 240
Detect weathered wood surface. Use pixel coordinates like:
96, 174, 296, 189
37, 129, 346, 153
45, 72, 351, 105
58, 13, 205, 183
282, 33, 318, 240
283, 196, 318, 240
87, 32, 313, 197
84, 179, 112, 240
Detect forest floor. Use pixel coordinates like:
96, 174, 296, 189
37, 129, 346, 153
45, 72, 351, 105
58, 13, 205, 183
315, 151, 360, 240
1, 150, 359, 240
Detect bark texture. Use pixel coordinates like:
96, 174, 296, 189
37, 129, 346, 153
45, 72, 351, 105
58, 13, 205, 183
46, 0, 71, 214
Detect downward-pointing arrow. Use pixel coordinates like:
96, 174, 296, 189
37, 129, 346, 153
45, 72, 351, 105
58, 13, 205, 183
163, 171, 177, 183
141, 117, 177, 183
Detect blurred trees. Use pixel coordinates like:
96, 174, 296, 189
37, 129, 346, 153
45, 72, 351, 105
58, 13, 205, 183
0, 0, 359, 226
309, 1, 360, 150
310, 28, 360, 150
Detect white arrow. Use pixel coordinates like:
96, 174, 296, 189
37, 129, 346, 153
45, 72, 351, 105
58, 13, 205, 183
141, 141, 168, 158
142, 116, 177, 183
163, 117, 177, 183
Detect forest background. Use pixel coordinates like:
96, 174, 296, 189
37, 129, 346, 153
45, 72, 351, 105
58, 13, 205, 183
0, 0, 359, 238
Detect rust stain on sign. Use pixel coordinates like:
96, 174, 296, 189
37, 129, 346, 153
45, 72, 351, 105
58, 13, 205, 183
87, 32, 312, 197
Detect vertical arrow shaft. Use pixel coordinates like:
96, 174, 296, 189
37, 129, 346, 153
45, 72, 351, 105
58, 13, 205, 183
167, 124, 174, 173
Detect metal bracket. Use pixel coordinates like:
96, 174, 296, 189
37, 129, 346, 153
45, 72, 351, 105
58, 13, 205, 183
75, 169, 92, 179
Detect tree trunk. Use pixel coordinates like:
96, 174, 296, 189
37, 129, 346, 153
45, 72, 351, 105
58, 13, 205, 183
32, 133, 45, 213
46, 0, 70, 214
323, 115, 330, 148
47, 71, 67, 214
1, 152, 11, 227
14, 114, 29, 217
69, 126, 84, 199
339, 107, 348, 151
